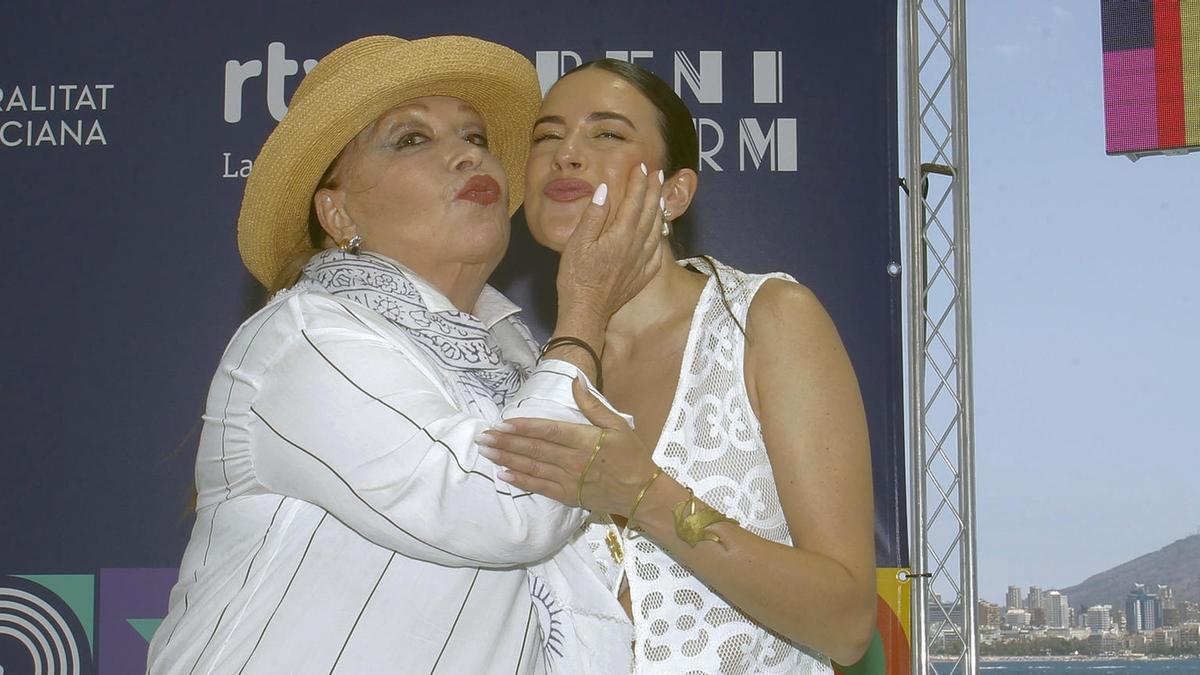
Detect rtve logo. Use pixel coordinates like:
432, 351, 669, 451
224, 42, 317, 123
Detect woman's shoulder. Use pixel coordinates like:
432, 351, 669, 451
262, 285, 396, 333
222, 287, 397, 362
743, 276, 843, 374
747, 276, 823, 323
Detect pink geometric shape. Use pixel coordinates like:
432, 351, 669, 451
1104, 48, 1159, 152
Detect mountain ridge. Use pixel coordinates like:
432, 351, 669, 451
1059, 533, 1200, 610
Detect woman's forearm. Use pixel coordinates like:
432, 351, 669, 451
628, 475, 877, 665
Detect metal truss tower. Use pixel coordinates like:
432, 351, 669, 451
902, 0, 978, 673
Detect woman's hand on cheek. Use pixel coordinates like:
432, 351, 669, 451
556, 163, 666, 320
475, 377, 658, 513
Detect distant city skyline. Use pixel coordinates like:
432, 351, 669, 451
965, 2, 1200, 605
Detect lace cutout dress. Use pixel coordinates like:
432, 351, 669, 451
584, 258, 834, 675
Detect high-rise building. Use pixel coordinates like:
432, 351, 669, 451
978, 601, 1002, 627
1045, 591, 1070, 629
1085, 605, 1113, 631
1127, 584, 1163, 633
1026, 586, 1043, 612
1158, 584, 1175, 609
1006, 585, 1023, 610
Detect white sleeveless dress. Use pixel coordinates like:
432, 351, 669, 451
582, 258, 834, 675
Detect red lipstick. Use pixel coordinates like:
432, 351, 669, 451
456, 175, 501, 206
543, 178, 593, 202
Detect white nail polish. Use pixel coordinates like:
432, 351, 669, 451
639, 162, 647, 175
592, 183, 608, 205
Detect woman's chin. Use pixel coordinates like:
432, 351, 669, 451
527, 218, 576, 254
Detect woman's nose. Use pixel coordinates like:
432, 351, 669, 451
453, 141, 485, 172
553, 135, 584, 171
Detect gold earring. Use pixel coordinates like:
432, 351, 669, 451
338, 234, 362, 254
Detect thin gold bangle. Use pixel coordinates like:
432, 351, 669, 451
575, 428, 607, 508
623, 466, 664, 535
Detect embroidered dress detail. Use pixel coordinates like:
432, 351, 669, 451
302, 249, 533, 405
585, 258, 833, 675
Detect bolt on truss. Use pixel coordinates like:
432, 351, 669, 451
902, 0, 978, 674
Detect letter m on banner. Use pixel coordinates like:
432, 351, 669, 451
739, 118, 798, 171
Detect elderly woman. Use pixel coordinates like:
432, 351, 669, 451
146, 37, 662, 674
480, 59, 878, 674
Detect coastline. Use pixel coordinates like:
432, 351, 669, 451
932, 655, 1200, 662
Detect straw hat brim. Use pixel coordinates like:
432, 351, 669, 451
237, 35, 541, 287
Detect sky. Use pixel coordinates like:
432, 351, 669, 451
957, 2, 1200, 604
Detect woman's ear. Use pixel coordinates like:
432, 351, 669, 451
662, 168, 698, 220
313, 188, 354, 245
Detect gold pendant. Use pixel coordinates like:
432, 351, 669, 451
604, 528, 624, 565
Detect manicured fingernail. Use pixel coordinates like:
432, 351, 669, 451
475, 432, 496, 446
657, 169, 664, 183
639, 162, 647, 175
497, 469, 516, 482
592, 183, 608, 205
477, 446, 500, 460
492, 422, 516, 433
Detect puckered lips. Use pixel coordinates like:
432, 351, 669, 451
456, 174, 502, 206
543, 178, 593, 203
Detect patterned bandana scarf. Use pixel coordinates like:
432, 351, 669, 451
300, 249, 529, 405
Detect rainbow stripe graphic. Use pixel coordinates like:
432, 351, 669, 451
1102, 0, 1200, 155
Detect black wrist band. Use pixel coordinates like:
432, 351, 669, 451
541, 336, 603, 390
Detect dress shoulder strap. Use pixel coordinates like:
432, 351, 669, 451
684, 256, 796, 327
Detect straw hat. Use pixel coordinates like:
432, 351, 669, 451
237, 35, 541, 287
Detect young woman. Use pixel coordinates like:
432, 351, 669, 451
479, 60, 877, 674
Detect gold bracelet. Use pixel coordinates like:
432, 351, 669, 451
623, 466, 664, 534
672, 487, 738, 547
575, 428, 608, 508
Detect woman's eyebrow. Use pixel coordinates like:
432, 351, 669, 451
586, 111, 636, 129
532, 112, 637, 130
533, 114, 565, 127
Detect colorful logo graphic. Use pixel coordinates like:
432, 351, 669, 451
1, 569, 177, 675
0, 574, 95, 675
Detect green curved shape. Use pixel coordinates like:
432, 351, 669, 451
16, 574, 95, 654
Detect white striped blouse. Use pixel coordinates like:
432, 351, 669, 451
147, 277, 600, 675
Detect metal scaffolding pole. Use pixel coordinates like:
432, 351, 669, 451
903, 0, 978, 673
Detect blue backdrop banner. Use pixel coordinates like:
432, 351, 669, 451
1, 2, 902, 672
